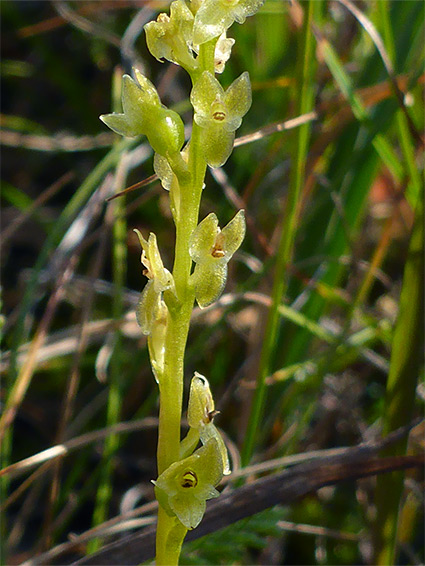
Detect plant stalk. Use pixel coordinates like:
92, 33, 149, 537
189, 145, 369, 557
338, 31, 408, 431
154, 41, 215, 565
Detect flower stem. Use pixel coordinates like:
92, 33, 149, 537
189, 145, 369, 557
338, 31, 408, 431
154, 40, 215, 565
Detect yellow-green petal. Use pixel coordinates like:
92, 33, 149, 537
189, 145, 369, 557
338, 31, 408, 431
200, 123, 234, 168
224, 71, 252, 124
99, 113, 139, 138
136, 280, 161, 335
189, 212, 219, 262
220, 209, 246, 260
191, 71, 224, 120
193, 259, 227, 308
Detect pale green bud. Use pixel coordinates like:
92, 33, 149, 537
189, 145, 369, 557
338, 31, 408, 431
193, 0, 264, 45
153, 438, 223, 529
190, 71, 251, 167
187, 372, 216, 428
100, 70, 184, 156
189, 210, 246, 307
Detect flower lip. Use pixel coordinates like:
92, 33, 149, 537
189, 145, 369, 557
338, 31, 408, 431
181, 471, 198, 488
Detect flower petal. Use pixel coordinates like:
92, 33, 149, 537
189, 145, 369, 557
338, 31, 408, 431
145, 18, 173, 63
200, 124, 234, 168
199, 423, 231, 475
193, 259, 227, 308
190, 71, 223, 119
214, 33, 235, 73
121, 75, 150, 130
187, 373, 215, 428
224, 72, 252, 123
147, 232, 174, 292
153, 153, 174, 191
196, 437, 225, 486
193, 0, 235, 44
220, 209, 246, 260
170, 0, 195, 43
189, 212, 219, 262
147, 299, 168, 382
133, 69, 161, 105
170, 493, 206, 529
136, 280, 161, 335
99, 113, 139, 137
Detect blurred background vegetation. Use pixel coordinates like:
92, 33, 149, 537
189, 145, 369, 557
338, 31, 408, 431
1, 1, 423, 564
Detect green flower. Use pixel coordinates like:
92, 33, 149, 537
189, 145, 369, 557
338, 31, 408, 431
190, 71, 251, 167
187, 373, 230, 474
145, 0, 197, 71
134, 229, 175, 335
153, 438, 223, 529
193, 0, 264, 45
100, 69, 184, 156
189, 210, 246, 307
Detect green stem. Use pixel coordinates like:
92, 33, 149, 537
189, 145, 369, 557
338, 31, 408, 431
372, 192, 424, 563
154, 41, 215, 565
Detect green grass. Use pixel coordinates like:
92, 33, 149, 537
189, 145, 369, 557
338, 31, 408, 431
1, 1, 423, 564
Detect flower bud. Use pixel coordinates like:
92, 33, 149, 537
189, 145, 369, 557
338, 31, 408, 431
100, 70, 184, 156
